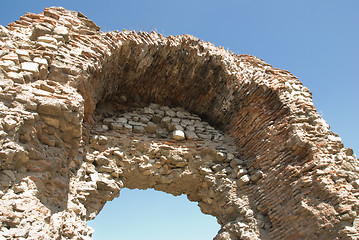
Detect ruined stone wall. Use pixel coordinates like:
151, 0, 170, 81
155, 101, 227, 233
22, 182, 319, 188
0, 7, 358, 239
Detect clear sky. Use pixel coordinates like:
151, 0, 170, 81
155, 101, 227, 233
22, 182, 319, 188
1, 0, 358, 239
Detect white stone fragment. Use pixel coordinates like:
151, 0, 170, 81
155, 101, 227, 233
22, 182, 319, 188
237, 175, 250, 186
0, 60, 15, 71
37, 36, 58, 44
53, 25, 69, 41
35, 41, 58, 51
3, 117, 17, 131
2, 52, 19, 64
123, 124, 132, 132
15, 49, 30, 57
33, 57, 48, 67
172, 130, 185, 141
21, 62, 39, 74
6, 72, 24, 84
0, 25, 9, 37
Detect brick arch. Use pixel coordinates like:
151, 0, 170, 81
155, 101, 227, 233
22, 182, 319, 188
1, 6, 358, 240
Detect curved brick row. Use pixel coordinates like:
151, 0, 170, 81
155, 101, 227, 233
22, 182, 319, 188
0, 7, 358, 239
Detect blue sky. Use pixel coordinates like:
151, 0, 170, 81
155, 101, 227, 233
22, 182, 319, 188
2, 1, 358, 239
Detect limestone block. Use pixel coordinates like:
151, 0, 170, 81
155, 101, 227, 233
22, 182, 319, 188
212, 164, 223, 172
128, 120, 143, 126
98, 166, 114, 173
43, 8, 60, 20
186, 125, 195, 132
176, 111, 187, 118
160, 116, 171, 128
37, 36, 57, 45
237, 175, 250, 186
169, 154, 187, 167
15, 49, 31, 62
197, 133, 212, 140
30, 23, 54, 40
250, 170, 263, 183
0, 78, 13, 89
123, 124, 132, 132
133, 125, 145, 133
144, 122, 156, 134
185, 131, 198, 140
38, 100, 64, 117
33, 57, 48, 67
6, 72, 24, 84
227, 153, 235, 161
103, 118, 114, 125
109, 122, 122, 130
180, 119, 192, 127
13, 149, 29, 164
151, 114, 162, 124
165, 109, 176, 117
40, 83, 55, 93
35, 41, 58, 51
21, 62, 39, 77
0, 60, 16, 71
0, 25, 10, 37
116, 117, 127, 124
22, 71, 34, 83
3, 117, 17, 131
43, 116, 60, 128
15, 49, 30, 58
154, 109, 165, 117
139, 116, 150, 124
25, 101, 37, 111
172, 130, 185, 141
215, 151, 227, 162
143, 107, 154, 115
53, 25, 69, 42
60, 119, 73, 132
2, 52, 19, 64
0, 49, 7, 58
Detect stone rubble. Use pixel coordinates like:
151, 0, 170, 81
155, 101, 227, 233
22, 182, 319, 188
100, 103, 225, 142
0, 6, 358, 240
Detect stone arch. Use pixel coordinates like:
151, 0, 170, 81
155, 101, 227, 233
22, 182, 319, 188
0, 7, 359, 240
76, 103, 259, 239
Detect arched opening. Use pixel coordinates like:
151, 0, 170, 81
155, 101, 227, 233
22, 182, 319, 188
74, 102, 261, 239
3, 7, 358, 240
88, 188, 220, 240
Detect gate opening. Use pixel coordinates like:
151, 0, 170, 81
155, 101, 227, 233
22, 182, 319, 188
88, 188, 220, 240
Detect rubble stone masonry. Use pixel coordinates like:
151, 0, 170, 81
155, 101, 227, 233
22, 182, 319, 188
0, 7, 358, 239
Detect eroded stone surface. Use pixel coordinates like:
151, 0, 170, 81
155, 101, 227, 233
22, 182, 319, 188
0, 7, 359, 240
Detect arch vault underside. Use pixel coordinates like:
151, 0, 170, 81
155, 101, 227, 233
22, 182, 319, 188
0, 7, 358, 240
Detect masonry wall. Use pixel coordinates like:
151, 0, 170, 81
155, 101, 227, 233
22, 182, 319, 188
0, 7, 359, 239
